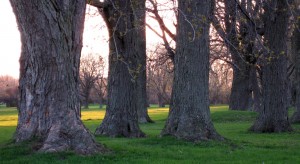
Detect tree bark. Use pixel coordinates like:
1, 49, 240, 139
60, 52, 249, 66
136, 12, 153, 123
137, 69, 154, 123
10, 0, 105, 154
224, 0, 253, 111
249, 66, 262, 112
94, 0, 146, 137
229, 64, 252, 111
161, 0, 223, 141
291, 7, 300, 123
250, 0, 292, 132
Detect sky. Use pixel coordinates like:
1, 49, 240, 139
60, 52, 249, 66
0, 1, 176, 79
0, 1, 20, 78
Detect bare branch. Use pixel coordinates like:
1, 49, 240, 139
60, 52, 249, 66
87, 0, 107, 8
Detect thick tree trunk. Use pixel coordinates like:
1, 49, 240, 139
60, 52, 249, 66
94, 0, 145, 137
225, 0, 253, 111
161, 0, 223, 141
10, 0, 105, 154
291, 8, 300, 123
250, 0, 292, 132
229, 64, 252, 111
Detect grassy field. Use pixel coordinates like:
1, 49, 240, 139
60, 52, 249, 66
0, 105, 300, 163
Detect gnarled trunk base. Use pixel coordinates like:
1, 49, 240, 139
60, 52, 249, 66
161, 109, 223, 141
161, 0, 223, 142
11, 0, 106, 155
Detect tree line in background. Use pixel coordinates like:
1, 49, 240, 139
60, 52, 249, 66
0, 50, 230, 108
6, 0, 300, 155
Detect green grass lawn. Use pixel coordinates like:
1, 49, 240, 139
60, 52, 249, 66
0, 105, 300, 163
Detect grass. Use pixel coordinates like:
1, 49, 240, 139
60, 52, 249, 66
0, 105, 300, 163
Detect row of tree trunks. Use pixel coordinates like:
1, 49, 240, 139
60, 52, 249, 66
161, 0, 223, 141
250, 0, 292, 132
10, 0, 105, 154
94, 0, 146, 137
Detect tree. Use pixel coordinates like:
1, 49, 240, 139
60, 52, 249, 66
250, 0, 292, 132
0, 76, 18, 107
209, 59, 232, 104
211, 0, 263, 111
79, 54, 105, 109
93, 67, 107, 109
147, 47, 173, 107
89, 0, 146, 137
10, 0, 105, 154
161, 0, 223, 141
291, 2, 300, 123
225, 0, 252, 111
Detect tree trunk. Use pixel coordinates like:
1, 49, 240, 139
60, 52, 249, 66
225, 0, 253, 111
229, 64, 252, 111
94, 0, 145, 137
291, 7, 300, 123
10, 0, 105, 154
84, 96, 89, 109
250, 0, 292, 132
250, 66, 262, 112
137, 69, 154, 123
99, 95, 103, 109
136, 7, 153, 123
158, 93, 165, 107
161, 0, 223, 141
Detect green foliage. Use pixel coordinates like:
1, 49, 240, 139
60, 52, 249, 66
0, 106, 300, 163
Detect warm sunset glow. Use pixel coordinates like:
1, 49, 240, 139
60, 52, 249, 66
0, 2, 176, 79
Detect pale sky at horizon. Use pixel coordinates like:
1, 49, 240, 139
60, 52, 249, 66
0, 1, 176, 79
0, 0, 20, 78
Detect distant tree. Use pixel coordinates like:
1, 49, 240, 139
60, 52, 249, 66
0, 76, 18, 107
250, 0, 292, 132
147, 47, 173, 107
93, 71, 107, 109
161, 0, 223, 141
10, 0, 105, 154
79, 54, 105, 109
211, 0, 263, 111
209, 59, 232, 104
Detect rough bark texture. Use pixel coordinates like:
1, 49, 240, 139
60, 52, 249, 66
291, 7, 300, 123
10, 0, 105, 154
94, 0, 146, 137
224, 0, 253, 111
229, 62, 252, 111
161, 0, 223, 141
250, 0, 292, 132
